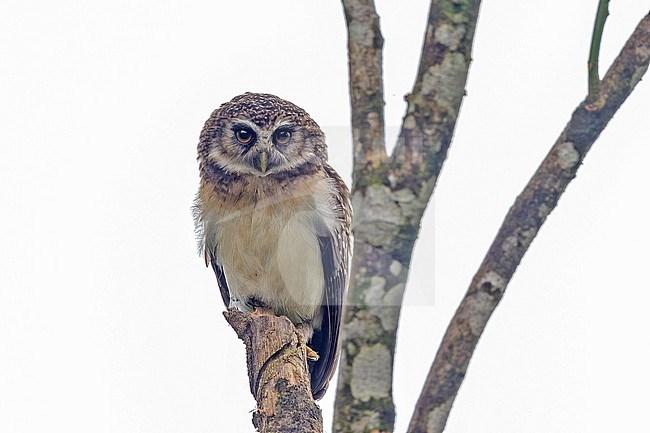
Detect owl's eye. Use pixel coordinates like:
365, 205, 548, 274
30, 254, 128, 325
235, 128, 255, 145
273, 129, 292, 145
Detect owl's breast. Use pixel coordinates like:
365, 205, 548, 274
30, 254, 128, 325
201, 174, 339, 325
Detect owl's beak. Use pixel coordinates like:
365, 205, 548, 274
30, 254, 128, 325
253, 150, 269, 174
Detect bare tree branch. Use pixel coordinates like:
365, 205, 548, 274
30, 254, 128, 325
407, 12, 650, 433
334, 2, 482, 432
342, 0, 388, 186
391, 0, 482, 192
224, 309, 323, 433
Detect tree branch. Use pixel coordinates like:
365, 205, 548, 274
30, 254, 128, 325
224, 309, 323, 433
588, 0, 610, 100
408, 12, 650, 433
342, 0, 388, 187
391, 0, 482, 193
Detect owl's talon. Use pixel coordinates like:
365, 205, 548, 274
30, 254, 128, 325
249, 297, 268, 309
306, 346, 319, 361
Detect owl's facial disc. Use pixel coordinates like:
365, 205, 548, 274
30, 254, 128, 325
230, 121, 298, 176
206, 116, 320, 177
251, 125, 295, 174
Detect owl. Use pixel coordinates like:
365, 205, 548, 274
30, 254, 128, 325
193, 93, 351, 400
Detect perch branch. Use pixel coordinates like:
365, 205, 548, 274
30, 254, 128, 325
408, 12, 650, 433
224, 309, 323, 433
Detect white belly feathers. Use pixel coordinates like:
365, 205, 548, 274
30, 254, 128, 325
205, 176, 339, 325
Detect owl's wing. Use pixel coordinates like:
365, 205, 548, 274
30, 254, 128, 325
309, 167, 352, 400
207, 248, 231, 307
194, 195, 231, 307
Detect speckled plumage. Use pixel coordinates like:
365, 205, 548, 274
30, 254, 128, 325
193, 93, 351, 399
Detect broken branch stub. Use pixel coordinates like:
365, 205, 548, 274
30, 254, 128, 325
224, 309, 323, 433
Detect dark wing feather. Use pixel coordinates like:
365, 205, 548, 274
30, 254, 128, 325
208, 249, 231, 307
193, 193, 231, 308
309, 166, 352, 400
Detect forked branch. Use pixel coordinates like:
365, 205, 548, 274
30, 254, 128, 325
334, 2, 483, 432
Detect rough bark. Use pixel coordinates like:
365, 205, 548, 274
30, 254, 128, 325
224, 309, 323, 433
333, 1, 483, 432
407, 12, 650, 433
342, 0, 387, 186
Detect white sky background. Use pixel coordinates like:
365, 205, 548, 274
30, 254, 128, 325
1, 0, 649, 432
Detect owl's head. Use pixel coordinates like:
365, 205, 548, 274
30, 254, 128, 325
198, 93, 327, 178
